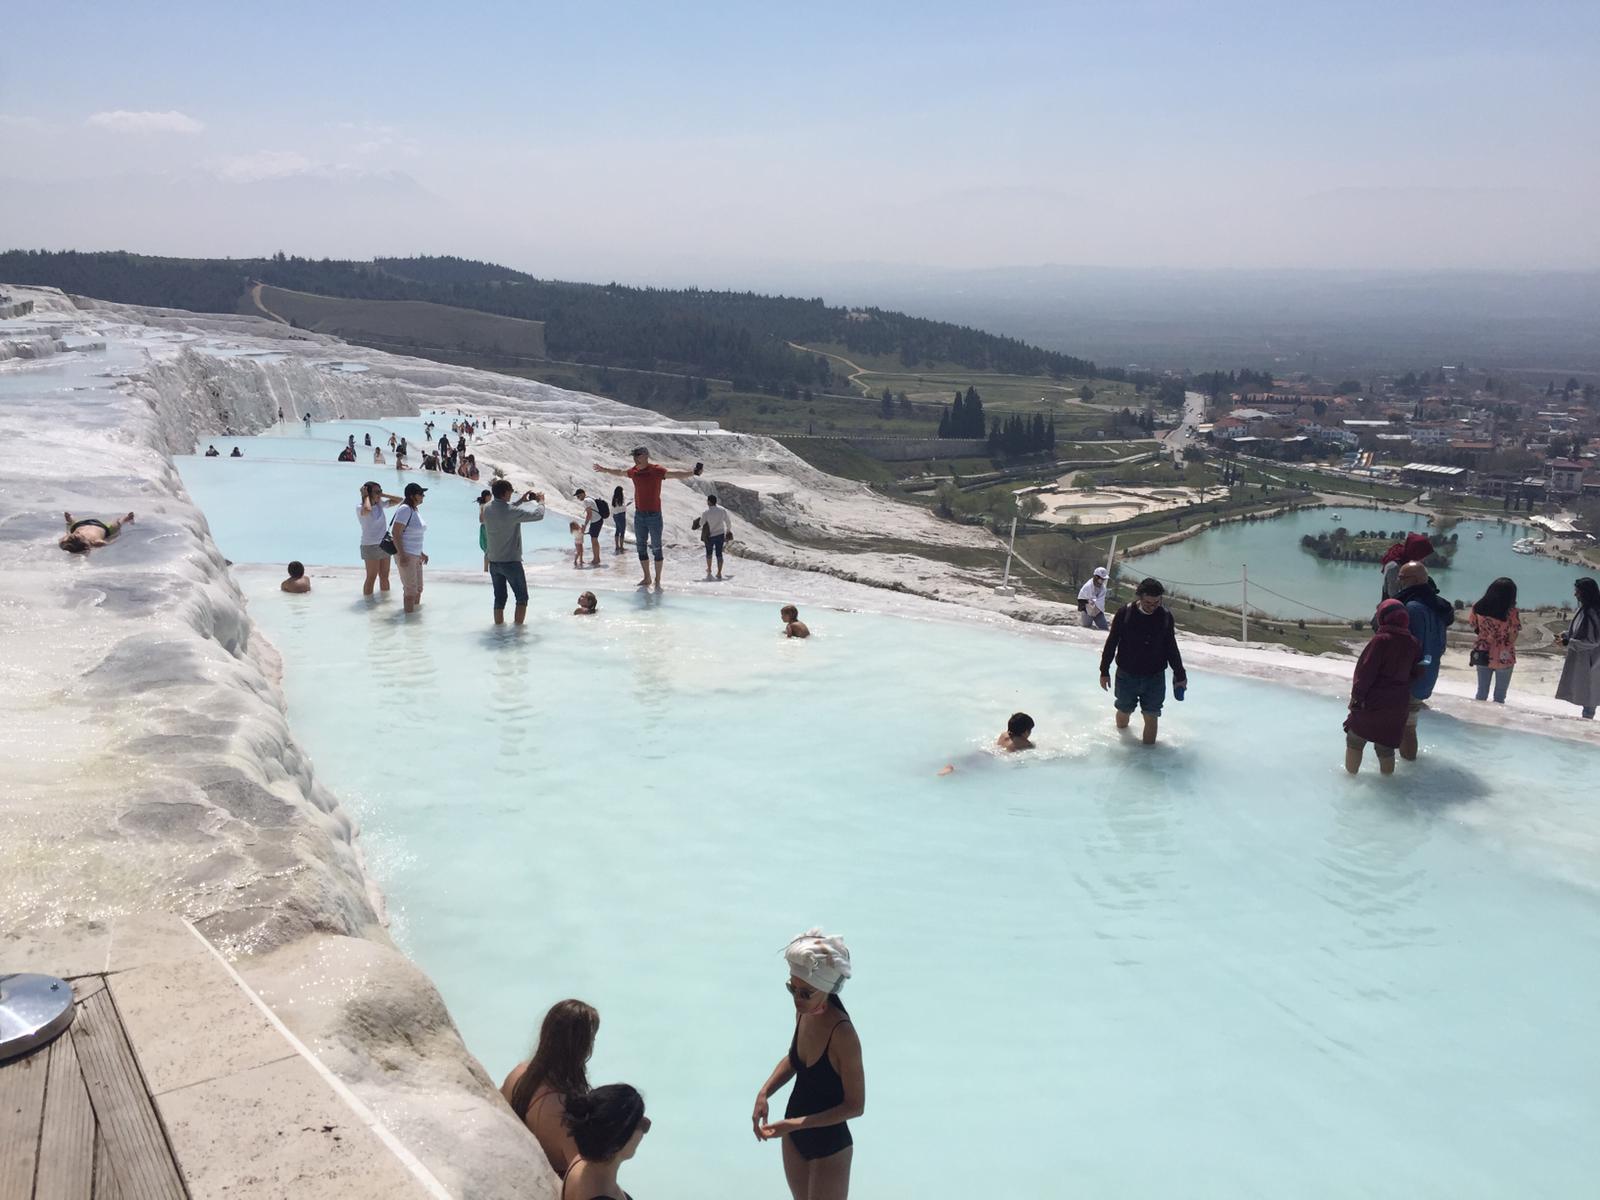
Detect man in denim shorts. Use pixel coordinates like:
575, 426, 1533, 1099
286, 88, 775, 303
1098, 577, 1188, 746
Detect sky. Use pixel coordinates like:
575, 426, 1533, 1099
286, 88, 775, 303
2, 0, 1597, 283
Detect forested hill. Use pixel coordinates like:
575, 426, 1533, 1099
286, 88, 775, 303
0, 250, 1102, 389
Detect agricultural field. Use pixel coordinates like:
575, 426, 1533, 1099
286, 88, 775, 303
797, 340, 1145, 413
248, 285, 547, 359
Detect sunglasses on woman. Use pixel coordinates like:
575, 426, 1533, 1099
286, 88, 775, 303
785, 980, 818, 1002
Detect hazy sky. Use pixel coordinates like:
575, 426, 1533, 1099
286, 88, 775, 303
2, 0, 1597, 281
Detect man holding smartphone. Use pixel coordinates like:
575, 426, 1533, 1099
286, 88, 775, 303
594, 448, 701, 591
480, 479, 546, 625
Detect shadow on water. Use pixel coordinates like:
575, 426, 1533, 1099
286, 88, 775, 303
476, 624, 542, 651
1366, 759, 1495, 814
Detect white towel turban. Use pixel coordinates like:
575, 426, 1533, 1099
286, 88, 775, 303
783, 928, 852, 994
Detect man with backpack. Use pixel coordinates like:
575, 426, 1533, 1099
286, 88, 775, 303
574, 487, 608, 568
1098, 577, 1188, 746
1394, 560, 1454, 761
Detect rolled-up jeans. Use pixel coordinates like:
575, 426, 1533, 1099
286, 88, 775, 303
634, 510, 664, 561
705, 533, 726, 564
1474, 664, 1513, 703
488, 560, 528, 610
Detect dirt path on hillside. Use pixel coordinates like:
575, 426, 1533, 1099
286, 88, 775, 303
249, 283, 288, 325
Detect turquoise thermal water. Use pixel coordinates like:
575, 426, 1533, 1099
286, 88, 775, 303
178, 419, 571, 569
229, 555, 1600, 1198
1130, 506, 1582, 620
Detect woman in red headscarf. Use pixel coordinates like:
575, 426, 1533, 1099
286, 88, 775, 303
1379, 531, 1434, 600
1344, 598, 1422, 775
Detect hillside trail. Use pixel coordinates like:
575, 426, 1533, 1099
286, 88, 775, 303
249, 282, 289, 325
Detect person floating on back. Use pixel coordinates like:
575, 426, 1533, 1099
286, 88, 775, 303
59, 511, 134, 554
1099, 576, 1187, 746
1394, 561, 1453, 760
781, 605, 810, 639
938, 712, 1035, 775
574, 591, 598, 616
280, 561, 310, 593
593, 447, 702, 591
1343, 599, 1420, 776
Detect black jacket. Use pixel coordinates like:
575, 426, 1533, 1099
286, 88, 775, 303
1100, 602, 1186, 682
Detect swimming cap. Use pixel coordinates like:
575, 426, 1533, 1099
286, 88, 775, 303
783, 928, 851, 994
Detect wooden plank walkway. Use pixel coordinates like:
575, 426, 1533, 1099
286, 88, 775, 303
0, 975, 187, 1200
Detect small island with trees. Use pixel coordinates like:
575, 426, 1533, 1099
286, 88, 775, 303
1299, 527, 1456, 568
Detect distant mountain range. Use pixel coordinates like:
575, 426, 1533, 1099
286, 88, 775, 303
0, 250, 1106, 390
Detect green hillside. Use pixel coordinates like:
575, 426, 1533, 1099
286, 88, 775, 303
251, 285, 546, 360
0, 249, 1115, 390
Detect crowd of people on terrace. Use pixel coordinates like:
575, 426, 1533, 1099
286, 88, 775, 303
497, 930, 862, 1200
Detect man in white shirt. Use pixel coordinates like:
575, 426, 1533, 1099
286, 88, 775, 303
697, 494, 734, 580
574, 487, 604, 568
1079, 566, 1111, 630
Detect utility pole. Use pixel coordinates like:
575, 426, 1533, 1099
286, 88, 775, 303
994, 515, 1019, 596
1241, 563, 1249, 644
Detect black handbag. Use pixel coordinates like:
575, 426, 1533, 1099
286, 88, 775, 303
1469, 645, 1490, 667
379, 509, 399, 556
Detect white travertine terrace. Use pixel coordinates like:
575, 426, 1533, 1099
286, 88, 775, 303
1, 283, 1592, 1194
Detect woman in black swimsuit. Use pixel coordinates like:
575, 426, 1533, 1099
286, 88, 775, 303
754, 929, 865, 1200
560, 1084, 650, 1200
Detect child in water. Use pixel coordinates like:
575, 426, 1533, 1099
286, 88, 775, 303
780, 605, 810, 638
570, 521, 586, 568
574, 591, 598, 616
938, 713, 1035, 775
280, 561, 311, 593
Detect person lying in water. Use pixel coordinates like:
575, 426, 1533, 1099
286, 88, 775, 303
574, 591, 598, 616
938, 712, 1035, 775
281, 560, 311, 593
59, 512, 134, 554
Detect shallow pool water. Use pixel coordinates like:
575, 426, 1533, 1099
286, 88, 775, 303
176, 420, 572, 569
1131, 506, 1582, 620
239, 570, 1600, 1200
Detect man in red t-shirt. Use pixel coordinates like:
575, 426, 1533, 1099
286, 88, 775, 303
594, 447, 701, 590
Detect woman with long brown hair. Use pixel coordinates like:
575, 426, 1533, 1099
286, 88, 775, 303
501, 999, 601, 1176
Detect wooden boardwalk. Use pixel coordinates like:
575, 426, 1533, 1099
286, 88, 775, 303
0, 974, 187, 1200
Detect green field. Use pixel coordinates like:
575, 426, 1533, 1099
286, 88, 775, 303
797, 341, 1144, 413
249, 285, 547, 359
